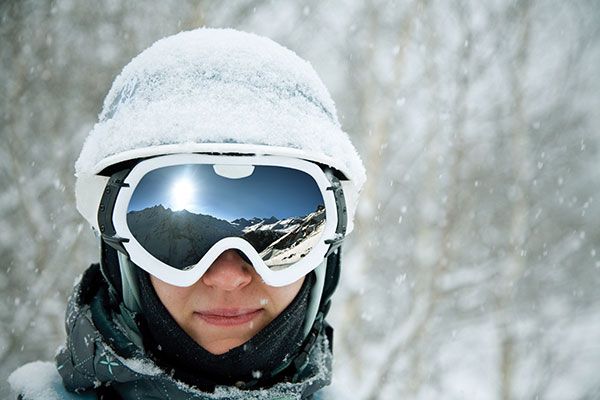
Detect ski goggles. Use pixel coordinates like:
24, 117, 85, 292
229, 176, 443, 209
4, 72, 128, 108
98, 154, 347, 287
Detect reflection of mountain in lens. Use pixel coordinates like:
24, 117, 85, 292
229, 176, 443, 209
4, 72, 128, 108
127, 205, 240, 270
256, 205, 326, 270
232, 215, 302, 254
126, 204, 326, 270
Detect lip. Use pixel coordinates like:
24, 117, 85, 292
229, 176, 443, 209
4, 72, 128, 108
195, 308, 263, 327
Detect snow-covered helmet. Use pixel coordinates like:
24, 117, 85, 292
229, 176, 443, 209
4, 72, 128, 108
76, 28, 365, 230
74, 28, 365, 376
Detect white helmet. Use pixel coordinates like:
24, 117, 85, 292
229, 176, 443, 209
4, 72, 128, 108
75, 28, 365, 236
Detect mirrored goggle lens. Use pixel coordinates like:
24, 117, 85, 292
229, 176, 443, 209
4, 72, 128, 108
126, 164, 326, 271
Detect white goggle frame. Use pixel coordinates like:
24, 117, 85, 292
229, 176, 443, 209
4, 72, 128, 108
109, 154, 340, 287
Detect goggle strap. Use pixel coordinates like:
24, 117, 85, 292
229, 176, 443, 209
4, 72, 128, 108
324, 235, 344, 257
99, 168, 132, 257
101, 234, 130, 257
325, 169, 348, 244
324, 174, 347, 257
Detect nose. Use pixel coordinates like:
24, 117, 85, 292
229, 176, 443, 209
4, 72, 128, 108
201, 249, 253, 290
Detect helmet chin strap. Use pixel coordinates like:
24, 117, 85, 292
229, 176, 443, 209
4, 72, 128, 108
303, 259, 326, 337
118, 252, 143, 314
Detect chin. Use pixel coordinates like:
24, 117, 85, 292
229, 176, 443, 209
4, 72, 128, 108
201, 337, 249, 355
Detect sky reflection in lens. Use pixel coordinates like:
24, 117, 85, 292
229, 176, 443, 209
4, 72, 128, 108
128, 164, 324, 221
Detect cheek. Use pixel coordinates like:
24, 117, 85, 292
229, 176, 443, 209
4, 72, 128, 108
263, 278, 305, 315
151, 276, 194, 320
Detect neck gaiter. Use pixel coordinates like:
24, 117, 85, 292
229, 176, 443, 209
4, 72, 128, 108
136, 271, 312, 391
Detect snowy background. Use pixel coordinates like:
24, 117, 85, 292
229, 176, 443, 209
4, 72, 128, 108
2, 1, 600, 399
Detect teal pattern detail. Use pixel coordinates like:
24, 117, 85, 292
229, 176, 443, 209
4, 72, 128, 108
99, 354, 120, 375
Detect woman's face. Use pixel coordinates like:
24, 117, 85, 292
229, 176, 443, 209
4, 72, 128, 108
150, 249, 304, 355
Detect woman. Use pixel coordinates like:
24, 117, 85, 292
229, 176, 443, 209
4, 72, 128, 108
9, 28, 365, 399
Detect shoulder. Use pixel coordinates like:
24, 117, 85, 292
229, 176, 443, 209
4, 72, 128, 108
8, 361, 97, 400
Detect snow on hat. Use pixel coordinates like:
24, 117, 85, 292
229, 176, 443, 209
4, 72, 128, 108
74, 28, 365, 234
75, 28, 365, 190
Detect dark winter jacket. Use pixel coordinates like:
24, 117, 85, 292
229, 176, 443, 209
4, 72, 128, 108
9, 264, 332, 399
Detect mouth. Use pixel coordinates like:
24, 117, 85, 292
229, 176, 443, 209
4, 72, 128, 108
195, 308, 263, 327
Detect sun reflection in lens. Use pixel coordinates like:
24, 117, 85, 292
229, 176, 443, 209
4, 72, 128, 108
170, 177, 195, 211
